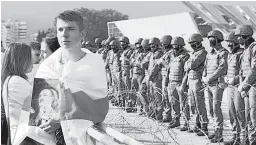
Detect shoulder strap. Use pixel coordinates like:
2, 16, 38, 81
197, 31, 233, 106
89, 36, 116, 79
2, 76, 12, 145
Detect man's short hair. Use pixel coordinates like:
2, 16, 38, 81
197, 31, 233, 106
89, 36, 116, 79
29, 41, 41, 51
54, 10, 84, 31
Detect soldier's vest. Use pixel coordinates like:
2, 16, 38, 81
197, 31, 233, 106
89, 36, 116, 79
133, 53, 145, 75
241, 42, 256, 77
148, 49, 163, 77
161, 50, 174, 77
188, 49, 207, 80
121, 47, 133, 68
206, 48, 227, 83
227, 49, 243, 79
111, 52, 121, 73
141, 51, 152, 76
169, 52, 188, 82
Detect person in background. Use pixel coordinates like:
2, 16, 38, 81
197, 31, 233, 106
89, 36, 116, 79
41, 37, 60, 59
1, 43, 33, 144
29, 41, 41, 64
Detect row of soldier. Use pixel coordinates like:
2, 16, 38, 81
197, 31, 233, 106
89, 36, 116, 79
84, 24, 256, 145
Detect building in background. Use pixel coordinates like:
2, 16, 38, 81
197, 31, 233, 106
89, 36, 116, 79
1, 19, 28, 48
107, 2, 256, 45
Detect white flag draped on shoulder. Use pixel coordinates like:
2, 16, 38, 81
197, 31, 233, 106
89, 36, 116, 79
35, 48, 109, 145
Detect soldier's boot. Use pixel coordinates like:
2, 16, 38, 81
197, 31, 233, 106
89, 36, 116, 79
168, 117, 180, 129
180, 121, 189, 131
196, 123, 208, 136
224, 134, 241, 145
241, 131, 249, 145
208, 130, 216, 139
161, 109, 172, 123
189, 123, 201, 133
210, 128, 224, 143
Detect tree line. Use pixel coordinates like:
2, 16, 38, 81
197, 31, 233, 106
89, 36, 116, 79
36, 8, 129, 43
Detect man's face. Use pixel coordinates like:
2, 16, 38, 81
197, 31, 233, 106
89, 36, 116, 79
56, 19, 83, 50
31, 49, 41, 64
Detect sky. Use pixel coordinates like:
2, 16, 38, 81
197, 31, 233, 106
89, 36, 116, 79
1, 1, 256, 34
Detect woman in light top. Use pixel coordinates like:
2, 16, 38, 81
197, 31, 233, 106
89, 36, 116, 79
1, 43, 33, 144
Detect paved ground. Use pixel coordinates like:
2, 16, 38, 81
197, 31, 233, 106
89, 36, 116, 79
104, 97, 233, 145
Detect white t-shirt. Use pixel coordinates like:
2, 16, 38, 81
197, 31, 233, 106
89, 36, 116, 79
2, 76, 32, 142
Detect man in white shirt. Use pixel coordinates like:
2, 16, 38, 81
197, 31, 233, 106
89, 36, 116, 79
36, 10, 108, 145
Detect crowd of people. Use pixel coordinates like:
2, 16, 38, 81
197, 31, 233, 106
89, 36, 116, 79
1, 9, 256, 145
84, 25, 256, 145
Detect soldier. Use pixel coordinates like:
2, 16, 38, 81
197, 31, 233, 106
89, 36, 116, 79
235, 25, 256, 145
223, 31, 245, 145
130, 38, 145, 113
140, 39, 152, 115
107, 40, 123, 106
97, 39, 106, 54
119, 36, 134, 111
166, 36, 190, 130
158, 35, 174, 122
104, 37, 116, 101
95, 37, 103, 50
147, 37, 164, 120
185, 33, 208, 135
84, 41, 97, 53
203, 30, 228, 143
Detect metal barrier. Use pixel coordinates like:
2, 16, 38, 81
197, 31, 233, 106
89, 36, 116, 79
87, 123, 144, 145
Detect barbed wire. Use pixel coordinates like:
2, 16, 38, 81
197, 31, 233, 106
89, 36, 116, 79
104, 77, 256, 145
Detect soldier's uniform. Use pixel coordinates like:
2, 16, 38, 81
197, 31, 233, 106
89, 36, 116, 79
140, 48, 152, 114
129, 38, 144, 113
235, 25, 256, 144
104, 37, 116, 99
166, 38, 190, 129
108, 40, 123, 106
159, 35, 174, 122
185, 34, 208, 135
148, 46, 163, 120
204, 30, 228, 143
224, 31, 245, 145
119, 36, 134, 110
138, 39, 151, 114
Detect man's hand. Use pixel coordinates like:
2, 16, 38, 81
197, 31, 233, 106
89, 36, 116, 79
39, 118, 61, 134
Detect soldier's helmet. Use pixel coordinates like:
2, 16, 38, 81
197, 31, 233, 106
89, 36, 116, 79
235, 24, 253, 36
119, 36, 130, 44
109, 40, 120, 47
188, 33, 203, 43
171, 36, 185, 46
135, 38, 143, 45
149, 37, 161, 46
106, 37, 116, 45
95, 38, 103, 44
207, 30, 224, 41
225, 31, 239, 43
101, 39, 106, 46
85, 41, 93, 46
160, 35, 172, 45
141, 39, 150, 48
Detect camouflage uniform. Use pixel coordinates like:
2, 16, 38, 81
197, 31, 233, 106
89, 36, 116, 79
130, 49, 145, 112
203, 46, 228, 134
166, 49, 190, 125
148, 48, 164, 119
159, 49, 175, 121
